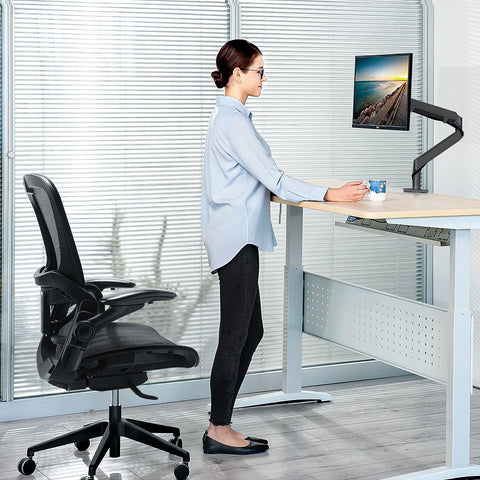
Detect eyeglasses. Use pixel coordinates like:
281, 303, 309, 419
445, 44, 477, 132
243, 68, 265, 79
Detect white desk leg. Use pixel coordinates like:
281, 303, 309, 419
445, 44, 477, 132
381, 229, 480, 480
235, 205, 331, 408
446, 228, 472, 468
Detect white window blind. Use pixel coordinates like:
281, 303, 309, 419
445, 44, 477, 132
10, 0, 427, 399
12, 0, 228, 397
238, 0, 427, 368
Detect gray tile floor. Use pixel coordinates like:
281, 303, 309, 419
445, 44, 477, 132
2, 376, 480, 480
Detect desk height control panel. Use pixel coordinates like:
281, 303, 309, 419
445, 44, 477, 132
336, 216, 450, 246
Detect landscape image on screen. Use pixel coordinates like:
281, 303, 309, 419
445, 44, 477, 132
352, 54, 412, 129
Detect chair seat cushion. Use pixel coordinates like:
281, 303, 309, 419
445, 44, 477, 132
81, 322, 199, 377
85, 322, 176, 356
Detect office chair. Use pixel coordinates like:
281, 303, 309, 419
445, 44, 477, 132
17, 173, 200, 480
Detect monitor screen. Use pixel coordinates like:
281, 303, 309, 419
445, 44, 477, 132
352, 53, 412, 130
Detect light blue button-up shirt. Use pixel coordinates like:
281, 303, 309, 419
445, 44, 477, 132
201, 96, 328, 272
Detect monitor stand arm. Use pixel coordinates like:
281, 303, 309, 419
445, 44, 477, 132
404, 98, 464, 193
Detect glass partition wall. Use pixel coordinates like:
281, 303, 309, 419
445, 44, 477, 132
0, 0, 429, 415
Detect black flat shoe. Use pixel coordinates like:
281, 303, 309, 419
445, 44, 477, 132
245, 436, 268, 444
202, 433, 269, 455
203, 430, 268, 445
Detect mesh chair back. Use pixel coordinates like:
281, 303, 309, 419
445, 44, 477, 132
24, 173, 85, 286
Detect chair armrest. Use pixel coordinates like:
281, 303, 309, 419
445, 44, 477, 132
101, 287, 176, 307
77, 287, 176, 335
86, 277, 136, 290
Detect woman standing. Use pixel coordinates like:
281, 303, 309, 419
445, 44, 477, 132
201, 39, 367, 455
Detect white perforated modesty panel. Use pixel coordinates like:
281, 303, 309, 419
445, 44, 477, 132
303, 274, 450, 383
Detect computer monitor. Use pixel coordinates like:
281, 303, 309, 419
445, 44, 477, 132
352, 53, 463, 192
352, 53, 412, 130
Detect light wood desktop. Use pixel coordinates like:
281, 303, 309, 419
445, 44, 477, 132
272, 180, 480, 220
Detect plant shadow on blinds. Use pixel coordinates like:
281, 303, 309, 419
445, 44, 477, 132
13, 0, 228, 398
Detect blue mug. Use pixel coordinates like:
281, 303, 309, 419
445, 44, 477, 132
367, 180, 386, 201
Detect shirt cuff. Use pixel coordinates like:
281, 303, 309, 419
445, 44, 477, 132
311, 184, 329, 201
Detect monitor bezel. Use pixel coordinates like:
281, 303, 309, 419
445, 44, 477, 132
352, 53, 413, 131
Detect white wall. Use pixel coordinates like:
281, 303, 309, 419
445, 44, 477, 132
431, 0, 480, 382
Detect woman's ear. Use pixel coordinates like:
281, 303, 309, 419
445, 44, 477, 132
232, 67, 242, 83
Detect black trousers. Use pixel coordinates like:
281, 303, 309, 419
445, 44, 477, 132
209, 244, 264, 426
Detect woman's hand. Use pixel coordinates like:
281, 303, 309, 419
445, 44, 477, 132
324, 181, 368, 202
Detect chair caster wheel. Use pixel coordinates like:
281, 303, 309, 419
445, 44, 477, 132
75, 439, 90, 451
80, 476, 94, 480
18, 457, 36, 475
174, 461, 189, 480
170, 436, 183, 448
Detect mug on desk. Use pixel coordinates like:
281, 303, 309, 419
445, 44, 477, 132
366, 180, 386, 202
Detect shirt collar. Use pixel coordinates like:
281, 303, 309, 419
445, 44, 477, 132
216, 95, 252, 120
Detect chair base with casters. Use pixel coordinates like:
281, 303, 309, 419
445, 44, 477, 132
18, 390, 190, 480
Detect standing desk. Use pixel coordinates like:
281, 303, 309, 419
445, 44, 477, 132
236, 181, 480, 480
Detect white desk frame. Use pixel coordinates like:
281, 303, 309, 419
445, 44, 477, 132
236, 185, 480, 480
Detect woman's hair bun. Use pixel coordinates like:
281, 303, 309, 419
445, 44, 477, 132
211, 70, 224, 88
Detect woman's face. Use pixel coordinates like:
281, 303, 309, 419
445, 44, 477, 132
242, 54, 267, 98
